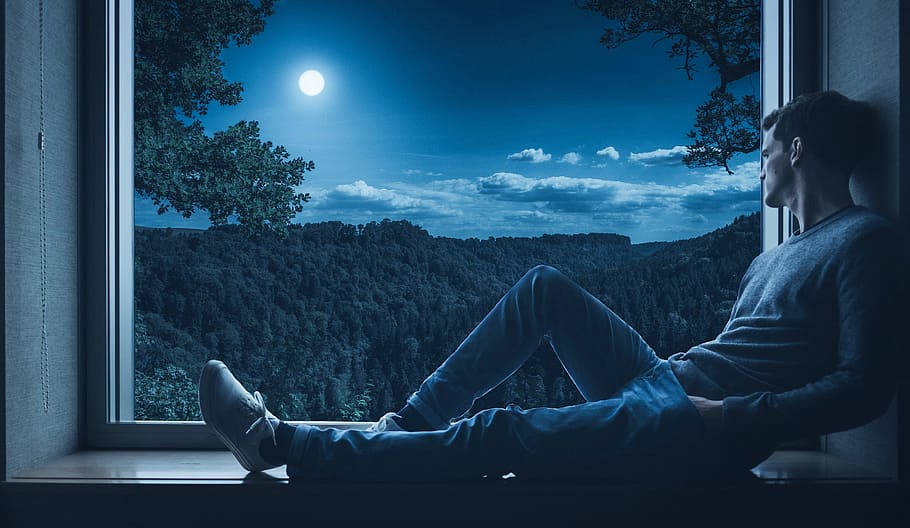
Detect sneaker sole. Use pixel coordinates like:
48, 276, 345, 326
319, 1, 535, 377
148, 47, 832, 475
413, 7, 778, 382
199, 360, 262, 472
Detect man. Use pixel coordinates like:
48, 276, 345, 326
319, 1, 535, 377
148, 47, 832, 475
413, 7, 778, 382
199, 91, 903, 481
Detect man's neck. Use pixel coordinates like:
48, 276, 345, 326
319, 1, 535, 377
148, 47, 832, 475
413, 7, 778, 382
792, 194, 854, 232
790, 175, 854, 232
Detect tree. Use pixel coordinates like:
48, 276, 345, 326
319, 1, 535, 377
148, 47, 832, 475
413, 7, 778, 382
135, 0, 314, 234
135, 364, 202, 420
582, 0, 760, 173
339, 382, 375, 422
685, 89, 760, 173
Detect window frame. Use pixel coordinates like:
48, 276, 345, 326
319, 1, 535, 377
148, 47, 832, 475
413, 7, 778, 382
85, 0, 807, 448
761, 0, 821, 252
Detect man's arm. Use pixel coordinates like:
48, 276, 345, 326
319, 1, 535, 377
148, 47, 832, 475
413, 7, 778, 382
721, 230, 904, 443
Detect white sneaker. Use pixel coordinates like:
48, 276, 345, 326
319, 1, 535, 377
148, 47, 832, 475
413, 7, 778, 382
367, 412, 405, 432
199, 360, 281, 472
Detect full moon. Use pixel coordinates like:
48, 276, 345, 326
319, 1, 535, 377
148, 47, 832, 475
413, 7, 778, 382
298, 70, 325, 96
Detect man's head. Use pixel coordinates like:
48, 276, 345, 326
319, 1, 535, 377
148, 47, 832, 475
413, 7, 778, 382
760, 91, 875, 208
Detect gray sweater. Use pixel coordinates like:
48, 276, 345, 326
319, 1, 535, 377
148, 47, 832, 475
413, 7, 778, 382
668, 206, 904, 444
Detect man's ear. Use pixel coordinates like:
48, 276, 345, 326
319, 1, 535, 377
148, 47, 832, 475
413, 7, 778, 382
789, 136, 803, 166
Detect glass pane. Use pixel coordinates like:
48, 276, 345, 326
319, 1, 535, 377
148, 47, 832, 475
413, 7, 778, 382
133, 0, 761, 421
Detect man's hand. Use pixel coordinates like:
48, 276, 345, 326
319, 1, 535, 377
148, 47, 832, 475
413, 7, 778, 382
687, 395, 725, 434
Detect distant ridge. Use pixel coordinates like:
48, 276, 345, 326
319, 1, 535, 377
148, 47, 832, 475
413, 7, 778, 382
135, 219, 635, 244
135, 225, 207, 234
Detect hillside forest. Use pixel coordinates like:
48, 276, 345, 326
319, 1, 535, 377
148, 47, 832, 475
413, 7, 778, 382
134, 213, 760, 422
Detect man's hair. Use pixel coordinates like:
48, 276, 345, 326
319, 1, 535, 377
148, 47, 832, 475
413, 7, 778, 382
762, 90, 876, 175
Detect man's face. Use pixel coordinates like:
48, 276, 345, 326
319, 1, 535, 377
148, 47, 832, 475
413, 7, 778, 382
761, 124, 795, 208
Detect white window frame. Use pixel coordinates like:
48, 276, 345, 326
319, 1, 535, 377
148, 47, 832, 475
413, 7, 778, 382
85, 0, 809, 448
84, 0, 362, 448
761, 0, 821, 250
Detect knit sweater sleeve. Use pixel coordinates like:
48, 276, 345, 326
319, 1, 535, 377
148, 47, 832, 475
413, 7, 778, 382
721, 228, 904, 442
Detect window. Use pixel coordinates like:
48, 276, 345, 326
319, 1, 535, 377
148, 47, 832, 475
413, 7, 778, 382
86, 0, 805, 448
760, 0, 809, 249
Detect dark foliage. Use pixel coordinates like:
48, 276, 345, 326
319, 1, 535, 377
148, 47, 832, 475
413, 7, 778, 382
135, 0, 314, 234
582, 0, 760, 173
135, 214, 759, 421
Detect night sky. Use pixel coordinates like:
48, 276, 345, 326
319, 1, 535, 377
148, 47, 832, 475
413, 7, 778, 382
135, 0, 761, 243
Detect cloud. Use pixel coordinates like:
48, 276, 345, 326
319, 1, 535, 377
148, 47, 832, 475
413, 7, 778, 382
317, 180, 459, 218
558, 152, 582, 165
329, 180, 423, 210
673, 160, 761, 212
424, 178, 477, 194
629, 145, 688, 166
292, 160, 761, 242
476, 161, 760, 215
504, 209, 553, 220
477, 172, 629, 212
402, 169, 444, 177
477, 173, 646, 203
507, 147, 552, 163
596, 146, 620, 160
678, 189, 758, 212
682, 160, 761, 193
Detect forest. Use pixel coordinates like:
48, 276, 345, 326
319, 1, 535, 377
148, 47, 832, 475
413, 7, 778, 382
134, 213, 760, 422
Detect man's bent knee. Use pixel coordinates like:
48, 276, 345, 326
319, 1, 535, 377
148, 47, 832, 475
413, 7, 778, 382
523, 264, 566, 288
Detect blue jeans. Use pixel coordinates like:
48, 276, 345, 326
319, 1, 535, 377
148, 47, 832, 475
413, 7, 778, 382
286, 265, 712, 481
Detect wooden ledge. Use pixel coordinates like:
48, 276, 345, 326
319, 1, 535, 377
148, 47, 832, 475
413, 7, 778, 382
2, 451, 903, 527
8, 450, 285, 485
5, 449, 893, 485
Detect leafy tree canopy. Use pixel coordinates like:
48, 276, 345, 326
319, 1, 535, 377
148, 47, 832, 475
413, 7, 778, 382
135, 0, 314, 234
582, 0, 760, 173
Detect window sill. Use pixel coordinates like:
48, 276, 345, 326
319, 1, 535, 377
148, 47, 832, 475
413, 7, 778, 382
2, 450, 901, 526
4, 449, 893, 485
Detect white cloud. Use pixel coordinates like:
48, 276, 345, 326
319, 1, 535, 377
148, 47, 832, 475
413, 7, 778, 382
477, 162, 761, 214
292, 160, 762, 242
332, 180, 423, 209
558, 152, 582, 165
596, 146, 620, 160
503, 209, 555, 223
402, 169, 444, 177
477, 172, 644, 212
629, 145, 688, 166
424, 178, 478, 194
315, 180, 459, 218
507, 147, 552, 163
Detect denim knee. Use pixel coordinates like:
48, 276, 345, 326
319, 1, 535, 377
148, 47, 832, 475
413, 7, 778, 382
524, 264, 562, 284
523, 264, 573, 297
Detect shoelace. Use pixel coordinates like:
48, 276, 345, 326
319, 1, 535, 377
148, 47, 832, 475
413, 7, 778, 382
244, 391, 277, 446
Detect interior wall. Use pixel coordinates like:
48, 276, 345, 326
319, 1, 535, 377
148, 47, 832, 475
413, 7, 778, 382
2, 0, 81, 478
823, 0, 903, 479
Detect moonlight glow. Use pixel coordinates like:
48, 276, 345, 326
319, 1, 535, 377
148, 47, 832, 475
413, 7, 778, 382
298, 70, 325, 96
